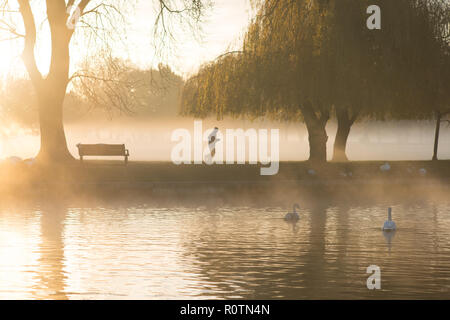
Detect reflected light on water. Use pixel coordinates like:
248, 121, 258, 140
1, 199, 450, 299
0, 210, 40, 299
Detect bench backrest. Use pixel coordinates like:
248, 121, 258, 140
77, 144, 127, 156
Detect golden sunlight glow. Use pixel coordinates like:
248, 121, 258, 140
0, 0, 251, 78
0, 214, 41, 299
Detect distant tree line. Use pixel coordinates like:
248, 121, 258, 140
0, 60, 183, 132
181, 0, 450, 162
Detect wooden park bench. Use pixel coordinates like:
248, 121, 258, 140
76, 143, 130, 165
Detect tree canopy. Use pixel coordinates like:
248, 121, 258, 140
181, 0, 450, 162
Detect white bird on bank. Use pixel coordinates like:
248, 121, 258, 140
382, 207, 397, 231
284, 204, 300, 222
340, 171, 353, 177
380, 162, 391, 172
419, 168, 427, 176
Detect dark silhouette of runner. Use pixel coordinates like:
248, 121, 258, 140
208, 127, 220, 158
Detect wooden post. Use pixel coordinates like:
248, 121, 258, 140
432, 111, 441, 161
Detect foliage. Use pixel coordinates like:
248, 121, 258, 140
0, 59, 185, 130
182, 0, 449, 121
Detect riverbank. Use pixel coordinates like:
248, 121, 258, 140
1, 160, 449, 201
3, 159, 450, 183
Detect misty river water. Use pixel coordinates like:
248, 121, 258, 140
1, 194, 450, 299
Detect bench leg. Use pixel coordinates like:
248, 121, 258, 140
80, 155, 83, 164
125, 156, 128, 165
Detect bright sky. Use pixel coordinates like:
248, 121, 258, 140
130, 0, 253, 76
0, 0, 253, 79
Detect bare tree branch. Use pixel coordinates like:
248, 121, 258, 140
17, 0, 43, 87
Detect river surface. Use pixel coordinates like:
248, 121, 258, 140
1, 196, 450, 299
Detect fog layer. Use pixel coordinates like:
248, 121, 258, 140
1, 118, 448, 161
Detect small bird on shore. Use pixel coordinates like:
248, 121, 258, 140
419, 168, 427, 176
382, 207, 397, 231
284, 203, 300, 222
380, 162, 391, 172
340, 170, 353, 177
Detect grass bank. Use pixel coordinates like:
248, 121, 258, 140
1, 160, 449, 201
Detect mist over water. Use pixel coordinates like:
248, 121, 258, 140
1, 118, 449, 161
1, 192, 449, 299
1, 116, 449, 299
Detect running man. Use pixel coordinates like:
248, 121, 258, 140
208, 127, 220, 158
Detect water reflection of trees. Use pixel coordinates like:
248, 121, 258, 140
182, 203, 334, 299
32, 202, 67, 300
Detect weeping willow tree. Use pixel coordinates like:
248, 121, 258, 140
182, 0, 449, 163
182, 0, 335, 162
407, 0, 450, 161
324, 0, 382, 161
366, 0, 449, 161
181, 0, 387, 163
327, 0, 449, 161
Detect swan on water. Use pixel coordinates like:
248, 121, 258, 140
382, 207, 397, 231
284, 204, 300, 222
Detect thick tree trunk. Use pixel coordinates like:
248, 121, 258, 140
36, 85, 74, 163
332, 109, 355, 162
307, 122, 328, 162
432, 111, 441, 161
18, 0, 77, 164
302, 103, 329, 163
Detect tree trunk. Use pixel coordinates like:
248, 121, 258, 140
332, 109, 355, 162
18, 0, 77, 164
36, 84, 74, 163
302, 104, 329, 163
307, 123, 328, 162
432, 111, 441, 161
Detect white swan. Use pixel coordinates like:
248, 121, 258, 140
284, 204, 300, 222
380, 162, 391, 172
382, 207, 397, 231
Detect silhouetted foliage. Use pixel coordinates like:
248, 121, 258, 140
181, 0, 450, 162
